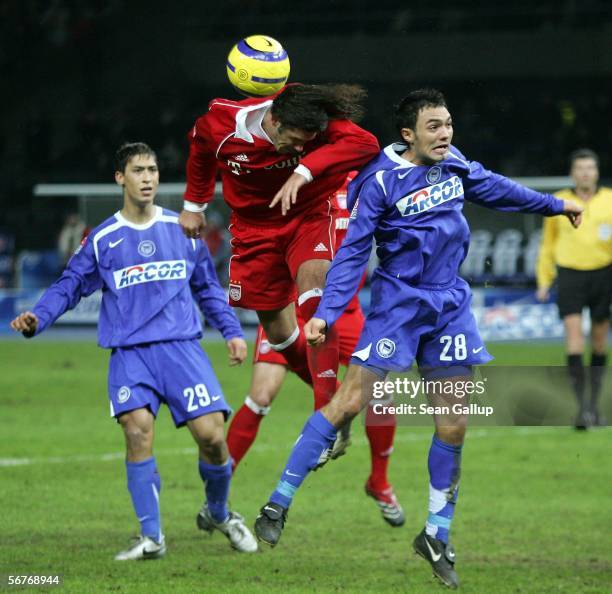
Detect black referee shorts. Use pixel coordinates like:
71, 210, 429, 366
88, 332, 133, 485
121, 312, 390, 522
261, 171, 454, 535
556, 265, 612, 321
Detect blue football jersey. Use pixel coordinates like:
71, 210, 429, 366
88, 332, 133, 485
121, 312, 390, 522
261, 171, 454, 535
316, 143, 565, 328
32, 206, 243, 347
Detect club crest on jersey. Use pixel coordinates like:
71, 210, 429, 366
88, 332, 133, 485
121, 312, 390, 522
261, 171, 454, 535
395, 175, 464, 217
138, 240, 156, 257
426, 166, 442, 184
113, 260, 186, 289
229, 283, 242, 301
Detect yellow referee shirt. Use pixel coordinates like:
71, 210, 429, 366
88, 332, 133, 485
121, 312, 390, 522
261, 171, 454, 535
537, 186, 612, 289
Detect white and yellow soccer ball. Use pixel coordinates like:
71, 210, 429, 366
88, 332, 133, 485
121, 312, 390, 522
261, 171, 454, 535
226, 35, 290, 97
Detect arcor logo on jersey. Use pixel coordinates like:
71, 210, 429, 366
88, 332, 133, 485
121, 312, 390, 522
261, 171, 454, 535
395, 176, 464, 217
113, 260, 187, 289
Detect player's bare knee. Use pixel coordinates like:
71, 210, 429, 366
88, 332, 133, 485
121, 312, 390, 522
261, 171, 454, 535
249, 389, 275, 409
591, 320, 609, 353
435, 423, 467, 446
121, 422, 153, 456
296, 259, 329, 291
197, 424, 227, 464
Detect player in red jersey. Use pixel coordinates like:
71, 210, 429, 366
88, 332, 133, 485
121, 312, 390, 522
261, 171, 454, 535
226, 173, 404, 527
180, 84, 380, 415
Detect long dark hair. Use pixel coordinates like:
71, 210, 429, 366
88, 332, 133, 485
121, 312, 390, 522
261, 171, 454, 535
271, 84, 367, 132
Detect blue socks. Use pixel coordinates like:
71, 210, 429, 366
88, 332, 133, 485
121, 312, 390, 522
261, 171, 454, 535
126, 457, 162, 542
270, 411, 337, 509
425, 435, 462, 544
198, 459, 232, 523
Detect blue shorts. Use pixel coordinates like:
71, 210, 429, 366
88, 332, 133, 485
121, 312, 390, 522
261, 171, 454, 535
108, 339, 232, 427
351, 275, 492, 377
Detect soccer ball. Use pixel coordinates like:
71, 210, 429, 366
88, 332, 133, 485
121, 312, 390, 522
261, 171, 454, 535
226, 35, 290, 97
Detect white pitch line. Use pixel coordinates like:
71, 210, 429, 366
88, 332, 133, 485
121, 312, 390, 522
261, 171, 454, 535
0, 427, 561, 469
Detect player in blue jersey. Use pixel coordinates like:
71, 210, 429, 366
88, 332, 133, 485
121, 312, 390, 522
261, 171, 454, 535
253, 90, 583, 588
10, 142, 258, 559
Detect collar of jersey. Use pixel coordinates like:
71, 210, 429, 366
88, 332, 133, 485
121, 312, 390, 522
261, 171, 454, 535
114, 205, 162, 230
383, 142, 417, 169
234, 100, 274, 143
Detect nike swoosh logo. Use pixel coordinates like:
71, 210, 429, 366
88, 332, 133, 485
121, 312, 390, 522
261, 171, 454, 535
398, 170, 411, 179
142, 547, 160, 556
211, 395, 221, 401
263, 506, 277, 514
425, 539, 442, 562
472, 346, 484, 354
285, 470, 301, 478
109, 238, 124, 248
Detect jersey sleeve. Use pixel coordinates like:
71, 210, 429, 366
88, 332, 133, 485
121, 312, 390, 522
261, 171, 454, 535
31, 238, 102, 335
536, 216, 559, 289
464, 161, 564, 215
299, 120, 379, 180
184, 112, 220, 206
190, 242, 244, 340
315, 174, 387, 328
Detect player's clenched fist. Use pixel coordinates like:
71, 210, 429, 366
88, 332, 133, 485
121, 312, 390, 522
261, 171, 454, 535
304, 317, 327, 346
10, 311, 39, 337
562, 199, 584, 228
179, 210, 207, 239
227, 337, 247, 366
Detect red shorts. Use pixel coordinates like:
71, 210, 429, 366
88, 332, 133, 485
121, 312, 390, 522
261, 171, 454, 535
227, 208, 334, 311
253, 294, 365, 367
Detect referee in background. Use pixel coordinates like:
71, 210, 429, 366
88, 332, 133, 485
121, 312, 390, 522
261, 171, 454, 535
537, 149, 612, 429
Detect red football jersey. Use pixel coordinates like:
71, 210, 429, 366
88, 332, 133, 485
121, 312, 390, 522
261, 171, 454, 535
332, 170, 356, 250
184, 92, 379, 226
331, 170, 365, 310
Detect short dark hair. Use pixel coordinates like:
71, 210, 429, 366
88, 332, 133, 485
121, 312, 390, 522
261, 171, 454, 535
271, 84, 367, 132
569, 148, 599, 168
114, 142, 157, 173
394, 89, 448, 136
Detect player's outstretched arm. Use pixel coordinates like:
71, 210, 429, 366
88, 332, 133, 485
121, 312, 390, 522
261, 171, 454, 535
10, 311, 39, 338
226, 337, 247, 366
20, 237, 102, 336
304, 317, 327, 346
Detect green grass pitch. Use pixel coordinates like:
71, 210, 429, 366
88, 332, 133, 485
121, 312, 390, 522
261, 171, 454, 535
0, 340, 610, 593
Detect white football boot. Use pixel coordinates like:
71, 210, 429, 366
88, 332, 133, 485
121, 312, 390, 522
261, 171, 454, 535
196, 505, 258, 553
114, 535, 166, 561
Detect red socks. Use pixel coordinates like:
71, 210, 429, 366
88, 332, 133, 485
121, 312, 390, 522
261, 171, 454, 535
365, 405, 396, 491
226, 397, 270, 471
298, 290, 339, 410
